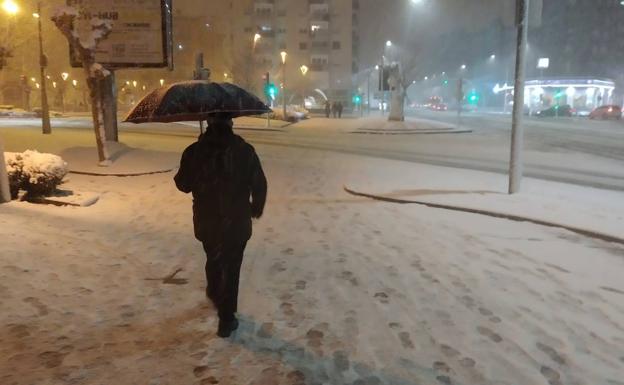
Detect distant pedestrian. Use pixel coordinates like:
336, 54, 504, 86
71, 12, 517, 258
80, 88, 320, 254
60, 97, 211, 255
175, 115, 267, 338
332, 101, 338, 118
324, 100, 331, 118
337, 101, 344, 119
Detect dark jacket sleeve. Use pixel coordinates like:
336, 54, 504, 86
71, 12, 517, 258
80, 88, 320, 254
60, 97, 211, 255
250, 149, 267, 219
174, 143, 196, 194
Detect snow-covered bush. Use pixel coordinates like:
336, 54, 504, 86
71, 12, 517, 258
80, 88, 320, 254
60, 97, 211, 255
270, 106, 310, 122
4, 150, 68, 197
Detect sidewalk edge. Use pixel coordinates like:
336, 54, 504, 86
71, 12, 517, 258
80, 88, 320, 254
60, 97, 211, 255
343, 186, 624, 246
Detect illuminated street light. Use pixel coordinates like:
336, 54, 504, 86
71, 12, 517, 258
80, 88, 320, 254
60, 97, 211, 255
61, 72, 69, 81
386, 40, 392, 47
300, 65, 308, 76
159, 79, 165, 86
32, 12, 39, 18
35, 83, 40, 89
132, 80, 137, 88
52, 81, 57, 88
72, 79, 77, 87
280, 51, 287, 64
461, 64, 467, 70
424, 76, 428, 81
490, 54, 496, 60
30, 77, 36, 82
1, 0, 19, 15
375, 65, 379, 70
254, 33, 261, 44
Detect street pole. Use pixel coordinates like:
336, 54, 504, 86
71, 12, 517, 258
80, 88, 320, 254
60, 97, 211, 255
508, 0, 530, 194
0, 135, 11, 203
37, 2, 51, 134
367, 70, 371, 115
282, 61, 287, 121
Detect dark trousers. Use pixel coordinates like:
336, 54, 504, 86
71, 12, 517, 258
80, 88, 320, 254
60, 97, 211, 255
202, 239, 247, 322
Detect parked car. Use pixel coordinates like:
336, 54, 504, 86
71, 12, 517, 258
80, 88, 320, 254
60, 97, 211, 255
589, 105, 622, 120
429, 103, 448, 111
535, 104, 574, 117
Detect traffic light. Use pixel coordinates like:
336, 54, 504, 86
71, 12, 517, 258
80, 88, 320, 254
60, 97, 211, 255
352, 94, 362, 105
467, 90, 480, 104
443, 80, 449, 85
264, 82, 278, 100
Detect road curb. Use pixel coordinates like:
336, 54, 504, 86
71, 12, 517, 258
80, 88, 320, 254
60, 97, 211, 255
350, 129, 473, 135
343, 186, 624, 246
70, 168, 176, 177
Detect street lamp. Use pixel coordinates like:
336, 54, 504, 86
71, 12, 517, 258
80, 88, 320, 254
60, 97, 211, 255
281, 51, 287, 120
460, 64, 467, 70
61, 72, 69, 81
72, 79, 77, 87
386, 40, 392, 47
159, 79, 165, 87
300, 65, 308, 76
1, 0, 19, 15
490, 54, 496, 60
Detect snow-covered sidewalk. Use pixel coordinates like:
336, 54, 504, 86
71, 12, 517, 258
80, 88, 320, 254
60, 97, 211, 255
1, 125, 623, 385
344, 157, 624, 243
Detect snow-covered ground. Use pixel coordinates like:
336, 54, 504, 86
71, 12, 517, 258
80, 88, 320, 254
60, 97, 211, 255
1, 124, 623, 385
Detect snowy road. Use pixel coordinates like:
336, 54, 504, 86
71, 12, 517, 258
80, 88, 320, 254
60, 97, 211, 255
3, 114, 624, 190
1, 129, 623, 385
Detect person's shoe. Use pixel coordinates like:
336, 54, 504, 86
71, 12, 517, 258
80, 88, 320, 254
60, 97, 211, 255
217, 317, 239, 338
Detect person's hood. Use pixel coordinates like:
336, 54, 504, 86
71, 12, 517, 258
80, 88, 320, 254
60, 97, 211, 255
199, 119, 236, 146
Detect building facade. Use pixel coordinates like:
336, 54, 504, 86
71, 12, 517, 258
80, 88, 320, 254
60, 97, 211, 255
174, 0, 355, 107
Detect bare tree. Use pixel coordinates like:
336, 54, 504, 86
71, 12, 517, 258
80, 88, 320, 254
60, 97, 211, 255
387, 47, 423, 122
52, 7, 111, 166
229, 48, 262, 96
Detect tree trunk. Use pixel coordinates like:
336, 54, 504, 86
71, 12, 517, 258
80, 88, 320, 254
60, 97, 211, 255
0, 136, 11, 203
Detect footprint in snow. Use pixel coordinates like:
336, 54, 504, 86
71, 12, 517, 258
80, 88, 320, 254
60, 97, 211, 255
477, 326, 502, 343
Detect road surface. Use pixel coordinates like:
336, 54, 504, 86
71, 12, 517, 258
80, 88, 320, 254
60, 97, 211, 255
2, 112, 624, 190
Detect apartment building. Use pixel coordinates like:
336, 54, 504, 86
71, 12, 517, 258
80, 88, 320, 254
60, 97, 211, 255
175, 0, 355, 105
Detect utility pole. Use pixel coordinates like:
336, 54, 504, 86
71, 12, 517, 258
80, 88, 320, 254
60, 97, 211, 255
508, 0, 531, 194
367, 70, 371, 115
100, 70, 118, 141
193, 53, 210, 133
456, 77, 463, 129
281, 53, 287, 121
37, 2, 51, 134
0, 135, 10, 203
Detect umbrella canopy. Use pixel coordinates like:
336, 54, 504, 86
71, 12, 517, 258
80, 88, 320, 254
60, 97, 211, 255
124, 81, 271, 124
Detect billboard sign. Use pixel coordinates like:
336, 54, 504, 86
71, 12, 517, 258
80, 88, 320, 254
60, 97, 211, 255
68, 0, 173, 69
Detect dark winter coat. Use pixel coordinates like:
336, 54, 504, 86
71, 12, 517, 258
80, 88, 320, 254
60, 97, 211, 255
174, 123, 267, 244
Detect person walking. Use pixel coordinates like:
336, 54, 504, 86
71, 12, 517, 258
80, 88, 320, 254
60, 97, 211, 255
324, 100, 331, 118
332, 101, 338, 118
337, 101, 344, 119
174, 115, 267, 338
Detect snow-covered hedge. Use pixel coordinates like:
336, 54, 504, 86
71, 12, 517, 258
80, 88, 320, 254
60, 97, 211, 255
5, 150, 68, 198
270, 106, 310, 122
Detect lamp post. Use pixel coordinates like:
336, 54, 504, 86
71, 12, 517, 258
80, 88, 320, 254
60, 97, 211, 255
60, 72, 68, 113
281, 51, 287, 120
34, 3, 51, 134
300, 64, 308, 107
